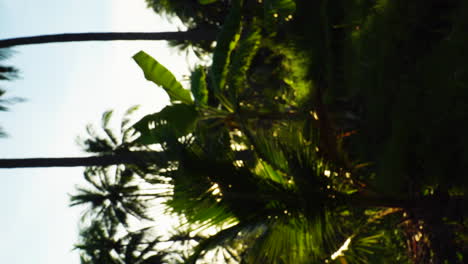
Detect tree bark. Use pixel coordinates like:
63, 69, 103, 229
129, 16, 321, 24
0, 29, 217, 48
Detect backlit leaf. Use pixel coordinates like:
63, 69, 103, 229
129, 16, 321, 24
133, 51, 193, 105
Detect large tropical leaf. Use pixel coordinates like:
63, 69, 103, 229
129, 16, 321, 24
133, 51, 193, 105
132, 104, 199, 145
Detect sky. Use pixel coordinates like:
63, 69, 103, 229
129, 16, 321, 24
0, 1, 196, 263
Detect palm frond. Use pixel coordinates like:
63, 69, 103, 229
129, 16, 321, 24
209, 0, 243, 111
71, 165, 152, 227
190, 66, 209, 106
101, 110, 120, 146
187, 217, 265, 264
245, 211, 340, 264
228, 26, 261, 101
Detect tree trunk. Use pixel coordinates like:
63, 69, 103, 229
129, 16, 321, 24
0, 151, 166, 168
0, 29, 217, 48
0, 150, 251, 169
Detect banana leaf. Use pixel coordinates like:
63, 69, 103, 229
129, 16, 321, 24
133, 51, 193, 105
132, 104, 198, 145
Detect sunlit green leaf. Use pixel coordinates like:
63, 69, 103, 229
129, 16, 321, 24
133, 51, 193, 105
254, 159, 287, 185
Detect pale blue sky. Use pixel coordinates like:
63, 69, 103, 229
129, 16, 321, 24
0, 1, 195, 263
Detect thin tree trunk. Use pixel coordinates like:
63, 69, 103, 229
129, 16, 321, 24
0, 150, 250, 169
0, 29, 217, 48
0, 151, 166, 168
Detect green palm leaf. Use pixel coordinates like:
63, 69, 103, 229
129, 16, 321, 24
167, 156, 237, 228
242, 211, 341, 264
210, 0, 243, 111
133, 51, 193, 105
187, 219, 264, 264
228, 26, 261, 99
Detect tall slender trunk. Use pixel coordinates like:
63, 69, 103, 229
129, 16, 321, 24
0, 151, 166, 168
0, 150, 250, 169
0, 29, 217, 48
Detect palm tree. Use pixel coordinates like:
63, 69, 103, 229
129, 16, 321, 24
125, 51, 413, 260
127, 6, 468, 261
159, 121, 410, 264
76, 220, 122, 264
76, 219, 205, 264
4, 0, 467, 261
76, 220, 163, 264
70, 165, 160, 227
70, 108, 176, 226
0, 29, 217, 49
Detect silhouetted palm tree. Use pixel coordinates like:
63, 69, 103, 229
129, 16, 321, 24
76, 219, 204, 264
76, 220, 168, 264
70, 165, 156, 227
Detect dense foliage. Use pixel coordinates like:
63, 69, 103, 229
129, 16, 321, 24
72, 0, 468, 263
